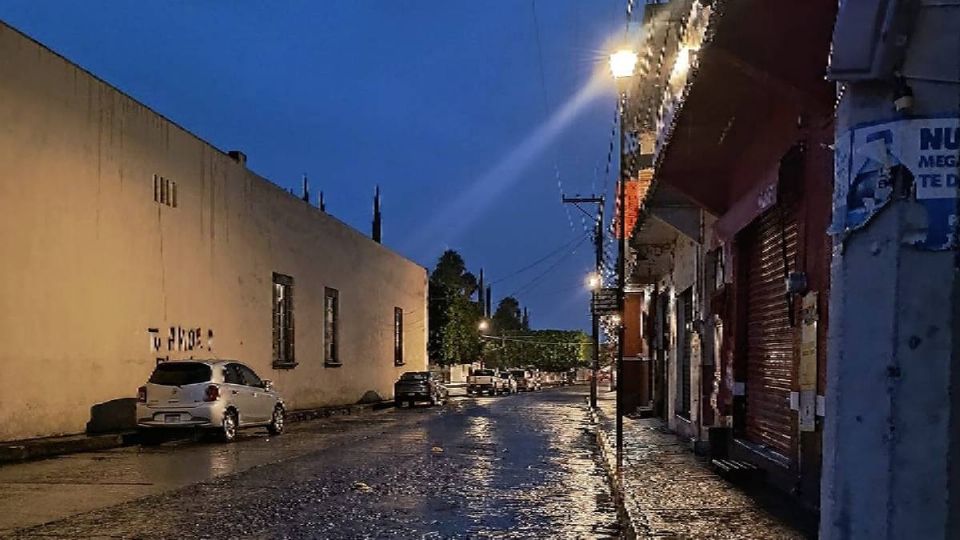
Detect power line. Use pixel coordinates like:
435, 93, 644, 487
508, 234, 590, 299
490, 232, 590, 285
481, 334, 589, 346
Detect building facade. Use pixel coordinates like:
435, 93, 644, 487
0, 22, 427, 442
621, 0, 837, 509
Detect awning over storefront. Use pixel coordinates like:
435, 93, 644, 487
629, 214, 678, 285
650, 0, 836, 218
643, 184, 702, 243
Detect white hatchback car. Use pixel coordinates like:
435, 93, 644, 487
137, 360, 284, 442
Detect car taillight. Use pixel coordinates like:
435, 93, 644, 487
137, 386, 147, 403
204, 385, 220, 402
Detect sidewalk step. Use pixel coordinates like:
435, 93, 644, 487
711, 458, 762, 481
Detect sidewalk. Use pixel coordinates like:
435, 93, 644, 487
592, 392, 813, 539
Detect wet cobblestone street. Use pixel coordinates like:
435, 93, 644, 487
5, 387, 619, 539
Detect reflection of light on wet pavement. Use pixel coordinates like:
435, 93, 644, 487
11, 389, 621, 538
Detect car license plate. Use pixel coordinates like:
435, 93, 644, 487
164, 413, 180, 423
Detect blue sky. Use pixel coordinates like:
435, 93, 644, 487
0, 1, 631, 330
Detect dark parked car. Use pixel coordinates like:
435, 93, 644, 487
394, 371, 448, 407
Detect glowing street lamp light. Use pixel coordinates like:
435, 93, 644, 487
586, 273, 602, 291
478, 320, 490, 332
609, 49, 638, 79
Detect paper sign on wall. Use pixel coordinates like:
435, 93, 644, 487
833, 117, 960, 250
799, 292, 818, 432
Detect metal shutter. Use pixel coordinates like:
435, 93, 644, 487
744, 202, 798, 460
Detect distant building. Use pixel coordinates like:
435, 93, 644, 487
0, 21, 427, 442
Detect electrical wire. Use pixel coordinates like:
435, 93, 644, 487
490, 232, 591, 285
481, 334, 589, 346
508, 234, 590, 299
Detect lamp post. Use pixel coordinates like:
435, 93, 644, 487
587, 271, 602, 409
478, 319, 490, 369
610, 48, 637, 471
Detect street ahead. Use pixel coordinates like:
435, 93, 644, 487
1, 387, 620, 539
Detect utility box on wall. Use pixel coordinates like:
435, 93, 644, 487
828, 0, 919, 81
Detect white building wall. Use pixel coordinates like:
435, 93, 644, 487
0, 23, 427, 441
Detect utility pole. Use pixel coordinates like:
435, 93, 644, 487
562, 194, 604, 410
821, 5, 960, 538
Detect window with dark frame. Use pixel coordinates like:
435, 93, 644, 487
272, 273, 295, 368
324, 287, 340, 365
153, 174, 178, 208
394, 307, 404, 365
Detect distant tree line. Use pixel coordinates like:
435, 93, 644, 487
428, 249, 589, 372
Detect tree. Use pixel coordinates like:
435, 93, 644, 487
482, 329, 590, 372
492, 297, 522, 333
428, 250, 482, 365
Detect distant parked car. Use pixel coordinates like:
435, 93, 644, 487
498, 371, 518, 394
137, 360, 284, 443
467, 369, 503, 396
510, 369, 535, 391
394, 371, 448, 407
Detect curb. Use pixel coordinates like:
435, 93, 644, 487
0, 432, 131, 465
0, 400, 395, 466
284, 400, 394, 423
588, 402, 640, 539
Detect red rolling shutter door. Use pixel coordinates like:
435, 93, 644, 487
744, 202, 798, 460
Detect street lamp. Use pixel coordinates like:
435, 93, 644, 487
478, 319, 490, 333
586, 272, 601, 291
609, 49, 638, 79
609, 48, 636, 471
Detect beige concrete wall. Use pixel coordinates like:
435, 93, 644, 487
0, 23, 427, 441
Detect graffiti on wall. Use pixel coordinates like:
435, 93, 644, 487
148, 326, 214, 362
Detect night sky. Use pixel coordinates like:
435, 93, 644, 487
0, 1, 635, 331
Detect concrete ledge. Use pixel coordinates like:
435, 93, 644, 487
0, 432, 130, 465
285, 400, 394, 423
0, 400, 395, 466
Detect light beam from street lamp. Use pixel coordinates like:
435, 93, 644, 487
609, 50, 638, 79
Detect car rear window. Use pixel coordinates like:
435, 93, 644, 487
401, 372, 428, 381
474, 369, 494, 376
149, 362, 212, 386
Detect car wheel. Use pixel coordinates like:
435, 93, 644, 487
395, 399, 404, 408
267, 405, 285, 436
221, 410, 238, 442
